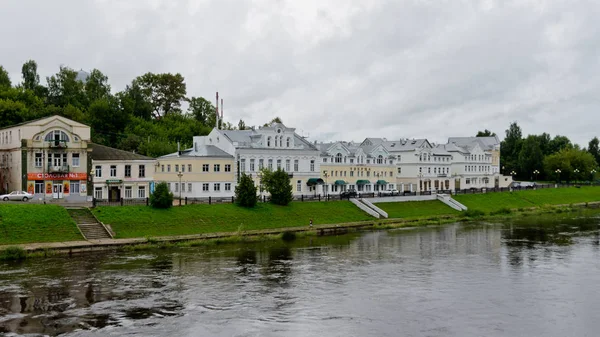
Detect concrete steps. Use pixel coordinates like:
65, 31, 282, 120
66, 208, 112, 240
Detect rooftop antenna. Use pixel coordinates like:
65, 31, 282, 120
220, 98, 223, 123
215, 91, 219, 129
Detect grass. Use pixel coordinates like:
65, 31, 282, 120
374, 200, 460, 219
92, 201, 373, 239
454, 186, 600, 213
0, 204, 82, 245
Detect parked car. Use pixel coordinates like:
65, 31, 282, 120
340, 189, 358, 198
381, 189, 399, 196
1, 191, 33, 201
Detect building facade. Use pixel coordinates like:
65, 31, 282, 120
0, 116, 92, 202
90, 144, 155, 201
154, 145, 235, 198
194, 123, 322, 195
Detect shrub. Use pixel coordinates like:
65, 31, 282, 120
491, 207, 512, 215
462, 209, 485, 218
0, 246, 27, 261
150, 182, 173, 209
262, 168, 293, 206
235, 173, 258, 207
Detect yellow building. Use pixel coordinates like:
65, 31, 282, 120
318, 141, 396, 194
154, 145, 235, 198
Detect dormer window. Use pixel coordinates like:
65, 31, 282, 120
286, 137, 290, 147
377, 155, 383, 164
44, 130, 70, 142
267, 136, 272, 147
335, 153, 342, 163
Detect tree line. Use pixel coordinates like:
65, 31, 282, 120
495, 122, 599, 183
0, 61, 253, 157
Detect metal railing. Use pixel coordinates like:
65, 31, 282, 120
47, 164, 70, 173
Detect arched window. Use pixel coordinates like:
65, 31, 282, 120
44, 130, 70, 142
286, 137, 291, 147
279, 136, 283, 147
335, 153, 342, 163
377, 155, 383, 164
267, 137, 271, 147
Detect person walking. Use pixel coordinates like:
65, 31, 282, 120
309, 219, 313, 228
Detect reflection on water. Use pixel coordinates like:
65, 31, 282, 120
1, 209, 600, 336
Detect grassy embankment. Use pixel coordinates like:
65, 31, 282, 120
374, 200, 459, 219
0, 204, 82, 245
92, 201, 373, 239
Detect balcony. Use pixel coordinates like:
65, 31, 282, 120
48, 139, 68, 148
47, 164, 70, 173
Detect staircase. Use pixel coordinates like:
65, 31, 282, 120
66, 208, 112, 240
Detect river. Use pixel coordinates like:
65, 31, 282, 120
1, 210, 600, 336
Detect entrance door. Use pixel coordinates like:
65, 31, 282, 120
53, 182, 63, 199
109, 187, 121, 202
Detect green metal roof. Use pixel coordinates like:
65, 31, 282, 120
306, 178, 325, 186
356, 180, 370, 185
334, 180, 347, 185
376, 180, 388, 185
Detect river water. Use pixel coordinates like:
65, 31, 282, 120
2, 210, 600, 337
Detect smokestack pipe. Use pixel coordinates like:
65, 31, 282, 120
221, 98, 223, 122
215, 92, 219, 129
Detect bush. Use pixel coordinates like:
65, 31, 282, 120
462, 209, 485, 218
235, 173, 258, 207
150, 182, 173, 209
262, 168, 293, 206
0, 246, 27, 261
491, 207, 512, 215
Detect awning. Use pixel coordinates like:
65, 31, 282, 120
334, 180, 347, 185
356, 180, 370, 185
306, 178, 325, 186
376, 180, 388, 185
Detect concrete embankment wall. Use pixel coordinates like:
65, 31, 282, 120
350, 199, 380, 218
361, 199, 388, 218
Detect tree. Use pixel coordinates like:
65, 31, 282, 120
150, 182, 173, 208
476, 129, 496, 137
500, 122, 522, 173
117, 82, 153, 120
87, 98, 130, 147
0, 65, 11, 88
237, 119, 247, 130
263, 116, 283, 127
46, 66, 87, 109
261, 168, 293, 206
21, 60, 40, 91
544, 148, 597, 182
134, 72, 187, 119
587, 137, 600, 167
548, 135, 573, 154
85, 69, 111, 102
0, 99, 26, 127
187, 96, 216, 126
532, 132, 552, 156
235, 173, 258, 207
518, 135, 544, 180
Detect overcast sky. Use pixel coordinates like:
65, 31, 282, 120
2, 0, 600, 146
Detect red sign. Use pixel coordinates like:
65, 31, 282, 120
27, 172, 88, 180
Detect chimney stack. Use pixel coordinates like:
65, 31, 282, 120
221, 98, 224, 123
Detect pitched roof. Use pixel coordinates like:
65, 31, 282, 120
91, 143, 154, 161
381, 139, 430, 151
220, 129, 319, 151
447, 136, 500, 151
0, 115, 89, 131
159, 145, 233, 158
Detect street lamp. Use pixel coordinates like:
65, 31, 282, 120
177, 170, 183, 206
89, 168, 95, 204
555, 168, 561, 183
257, 171, 263, 201
323, 171, 329, 198
533, 169, 539, 182
591, 169, 597, 184
417, 172, 424, 194
510, 170, 516, 179
574, 168, 580, 183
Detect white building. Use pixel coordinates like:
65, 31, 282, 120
194, 123, 322, 195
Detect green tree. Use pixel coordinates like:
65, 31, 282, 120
548, 135, 573, 154
518, 135, 544, 180
187, 96, 216, 125
134, 72, 187, 119
150, 182, 173, 208
0, 65, 11, 88
500, 122, 522, 174
587, 137, 600, 167
85, 69, 111, 102
532, 132, 552, 156
261, 168, 293, 205
0, 99, 26, 127
87, 98, 130, 147
238, 119, 247, 130
21, 60, 39, 90
263, 116, 283, 127
235, 173, 258, 207
117, 82, 153, 120
476, 129, 496, 137
46, 66, 87, 109
544, 148, 597, 182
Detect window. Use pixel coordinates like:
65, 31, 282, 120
268, 159, 273, 170
335, 153, 342, 163
95, 165, 102, 178
44, 130, 70, 142
138, 186, 146, 198
267, 136, 271, 147
428, 167, 431, 174
182, 164, 185, 173
241, 159, 246, 172
203, 164, 209, 172
175, 183, 179, 192
350, 171, 354, 177
294, 159, 299, 171
125, 165, 131, 178
287, 137, 291, 147
35, 180, 44, 193
377, 155, 383, 164
225, 183, 231, 191
188, 164, 192, 172
188, 183, 192, 192
72, 181, 80, 193
225, 164, 231, 172
167, 164, 171, 172
285, 159, 290, 171
259, 159, 264, 170
35, 153, 42, 167
277, 159, 281, 169
214, 183, 221, 192
419, 167, 422, 173
214, 164, 221, 172
72, 153, 80, 167
162, 165, 165, 172
94, 187, 103, 199
310, 160, 315, 171
168, 182, 171, 191
250, 159, 255, 171
323, 158, 328, 163
366, 171, 370, 177
295, 180, 301, 192
466, 178, 471, 185
125, 186, 132, 198
203, 183, 209, 191
175, 164, 179, 172
367, 159, 371, 164
180, 183, 185, 192
139, 165, 145, 178
350, 158, 354, 164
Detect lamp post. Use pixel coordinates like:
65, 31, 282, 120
591, 169, 597, 184
323, 171, 329, 198
533, 170, 539, 182
555, 168, 561, 184
177, 170, 183, 206
375, 172, 380, 193
89, 168, 95, 204
574, 168, 580, 183
257, 171, 263, 201
510, 170, 516, 180
417, 172, 424, 195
